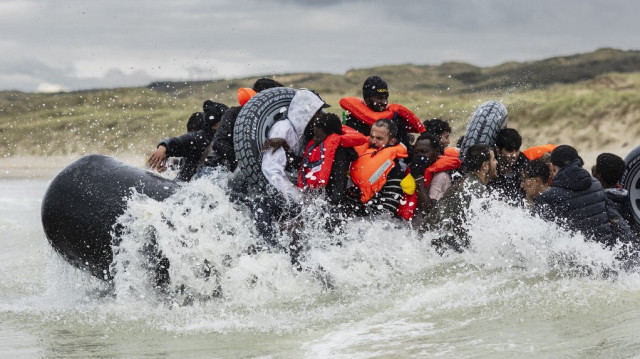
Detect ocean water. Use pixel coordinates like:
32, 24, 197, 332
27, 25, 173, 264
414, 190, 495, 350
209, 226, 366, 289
3, 175, 640, 359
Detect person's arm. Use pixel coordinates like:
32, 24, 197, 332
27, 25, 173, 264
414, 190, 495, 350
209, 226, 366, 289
262, 145, 302, 201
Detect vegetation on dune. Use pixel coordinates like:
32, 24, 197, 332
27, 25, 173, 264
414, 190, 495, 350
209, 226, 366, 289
1, 48, 640, 160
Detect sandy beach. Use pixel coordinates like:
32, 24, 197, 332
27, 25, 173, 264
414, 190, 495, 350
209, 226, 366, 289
0, 154, 147, 180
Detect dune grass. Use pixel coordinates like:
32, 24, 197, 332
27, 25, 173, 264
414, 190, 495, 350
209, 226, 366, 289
2, 57, 640, 168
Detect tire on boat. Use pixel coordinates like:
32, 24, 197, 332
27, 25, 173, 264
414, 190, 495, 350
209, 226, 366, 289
622, 145, 640, 228
458, 100, 508, 161
41, 154, 179, 280
233, 87, 297, 188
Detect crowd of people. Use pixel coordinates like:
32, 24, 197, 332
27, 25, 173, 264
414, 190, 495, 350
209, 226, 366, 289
146, 75, 640, 264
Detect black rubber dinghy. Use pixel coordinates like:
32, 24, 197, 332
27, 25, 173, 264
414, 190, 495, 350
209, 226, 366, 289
622, 145, 640, 228
233, 87, 297, 188
458, 100, 508, 161
41, 154, 179, 280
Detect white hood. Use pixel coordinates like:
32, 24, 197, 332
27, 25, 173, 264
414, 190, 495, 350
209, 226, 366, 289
287, 89, 326, 137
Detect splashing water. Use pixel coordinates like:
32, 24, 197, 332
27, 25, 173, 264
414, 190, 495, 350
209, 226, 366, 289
6, 178, 640, 357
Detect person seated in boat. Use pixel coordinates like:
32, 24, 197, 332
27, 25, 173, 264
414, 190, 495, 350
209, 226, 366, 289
345, 119, 409, 216
397, 133, 462, 222
253, 89, 329, 250
422, 118, 459, 157
203, 78, 284, 172
422, 144, 498, 254
520, 159, 550, 206
340, 76, 425, 150
532, 145, 633, 250
487, 128, 529, 203
186, 111, 205, 133
297, 112, 367, 205
147, 100, 229, 181
592, 153, 640, 238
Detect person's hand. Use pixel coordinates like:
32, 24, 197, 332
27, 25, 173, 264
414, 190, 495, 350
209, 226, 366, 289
148, 145, 168, 172
261, 138, 290, 154
410, 154, 430, 178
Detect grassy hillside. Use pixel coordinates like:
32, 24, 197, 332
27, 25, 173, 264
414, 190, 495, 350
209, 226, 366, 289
1, 48, 640, 164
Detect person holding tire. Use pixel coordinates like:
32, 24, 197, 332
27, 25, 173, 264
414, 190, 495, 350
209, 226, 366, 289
252, 89, 329, 249
202, 78, 284, 173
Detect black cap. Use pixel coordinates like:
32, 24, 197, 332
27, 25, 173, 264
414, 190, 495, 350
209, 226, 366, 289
202, 100, 229, 129
362, 76, 389, 98
550, 145, 582, 168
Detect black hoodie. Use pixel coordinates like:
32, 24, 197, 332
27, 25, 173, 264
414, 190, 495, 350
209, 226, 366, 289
533, 159, 615, 247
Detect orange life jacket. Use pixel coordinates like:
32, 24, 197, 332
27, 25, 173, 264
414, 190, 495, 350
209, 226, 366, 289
522, 144, 557, 160
339, 97, 425, 133
237, 87, 257, 106
350, 142, 408, 203
397, 155, 462, 220
297, 126, 367, 189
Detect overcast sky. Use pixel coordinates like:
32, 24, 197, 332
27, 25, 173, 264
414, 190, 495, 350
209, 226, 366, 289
2, 0, 639, 92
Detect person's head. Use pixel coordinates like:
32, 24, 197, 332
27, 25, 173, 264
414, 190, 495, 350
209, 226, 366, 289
550, 145, 582, 176
521, 159, 551, 200
313, 113, 342, 145
252, 78, 283, 92
593, 152, 626, 188
362, 76, 389, 112
423, 118, 452, 148
465, 144, 498, 182
369, 119, 398, 149
413, 133, 442, 166
202, 101, 229, 131
186, 112, 204, 132
495, 128, 523, 170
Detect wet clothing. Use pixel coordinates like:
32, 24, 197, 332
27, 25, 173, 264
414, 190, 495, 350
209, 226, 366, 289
423, 173, 489, 253
349, 142, 408, 203
204, 106, 242, 172
262, 89, 326, 202
158, 129, 215, 181
533, 159, 617, 247
604, 188, 640, 245
346, 162, 407, 216
488, 152, 529, 204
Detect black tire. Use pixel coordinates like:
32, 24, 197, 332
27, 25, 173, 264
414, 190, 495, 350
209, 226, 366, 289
622, 145, 640, 227
233, 87, 297, 187
41, 154, 179, 280
458, 100, 508, 161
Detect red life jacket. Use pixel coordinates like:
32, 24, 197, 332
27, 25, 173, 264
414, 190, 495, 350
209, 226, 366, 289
339, 97, 425, 133
297, 126, 367, 189
397, 155, 462, 220
444, 146, 460, 157
350, 142, 408, 202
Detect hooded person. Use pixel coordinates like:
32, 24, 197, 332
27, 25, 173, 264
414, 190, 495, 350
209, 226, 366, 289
252, 89, 329, 251
148, 101, 229, 181
532, 145, 631, 249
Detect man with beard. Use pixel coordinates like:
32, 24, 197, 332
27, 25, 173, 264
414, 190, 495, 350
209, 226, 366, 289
422, 144, 498, 253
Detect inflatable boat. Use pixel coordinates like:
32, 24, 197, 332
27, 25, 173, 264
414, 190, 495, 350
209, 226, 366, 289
40, 90, 640, 280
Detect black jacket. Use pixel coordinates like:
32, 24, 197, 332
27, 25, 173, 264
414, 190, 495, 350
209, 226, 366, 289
533, 159, 616, 247
204, 106, 242, 172
488, 152, 529, 203
159, 129, 215, 181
